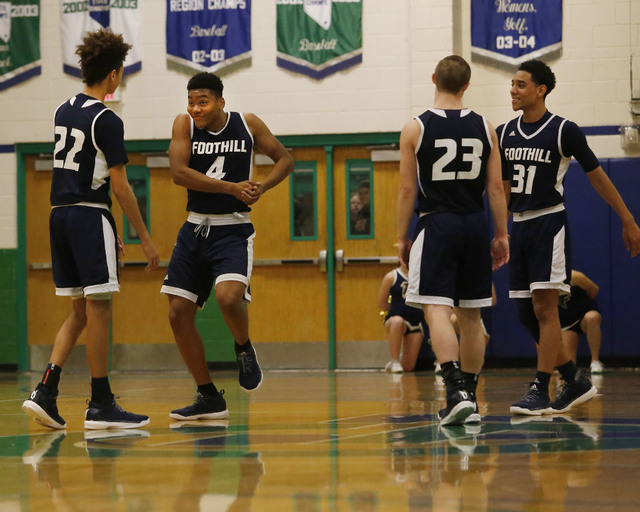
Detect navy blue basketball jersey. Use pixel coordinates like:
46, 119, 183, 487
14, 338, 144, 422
414, 109, 492, 214
387, 268, 424, 322
498, 111, 600, 213
187, 111, 254, 214
50, 93, 128, 207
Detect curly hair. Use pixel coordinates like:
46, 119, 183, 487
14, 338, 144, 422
187, 72, 224, 98
75, 28, 132, 86
518, 60, 556, 97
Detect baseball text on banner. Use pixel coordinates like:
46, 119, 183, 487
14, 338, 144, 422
166, 0, 251, 73
471, 0, 562, 66
0, 0, 40, 91
61, 0, 142, 78
276, 0, 362, 80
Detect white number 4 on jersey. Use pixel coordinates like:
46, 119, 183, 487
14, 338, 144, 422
205, 156, 226, 180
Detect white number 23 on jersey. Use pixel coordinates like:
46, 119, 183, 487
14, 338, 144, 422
432, 138, 482, 181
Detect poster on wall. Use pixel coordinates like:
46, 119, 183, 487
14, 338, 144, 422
471, 1, 562, 66
61, 0, 141, 78
0, 0, 41, 91
276, 0, 362, 80
166, 0, 251, 73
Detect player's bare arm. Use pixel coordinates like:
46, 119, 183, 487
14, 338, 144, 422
377, 271, 394, 312
571, 270, 599, 299
397, 120, 419, 267
486, 124, 509, 270
242, 113, 294, 205
169, 113, 255, 201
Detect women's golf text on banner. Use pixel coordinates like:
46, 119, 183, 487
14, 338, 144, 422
61, 0, 142, 78
276, 0, 362, 80
0, 0, 40, 91
166, 0, 251, 73
471, 0, 562, 66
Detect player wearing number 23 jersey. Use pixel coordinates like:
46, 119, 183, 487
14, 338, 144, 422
406, 108, 496, 308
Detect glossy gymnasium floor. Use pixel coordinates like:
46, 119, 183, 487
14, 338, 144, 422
2, 368, 640, 511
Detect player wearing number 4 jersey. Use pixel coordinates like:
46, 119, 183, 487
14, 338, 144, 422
397, 55, 509, 426
499, 59, 640, 416
163, 72, 293, 422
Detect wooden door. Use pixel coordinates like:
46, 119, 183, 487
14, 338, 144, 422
247, 146, 399, 369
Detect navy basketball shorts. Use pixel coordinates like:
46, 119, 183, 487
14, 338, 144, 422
385, 308, 425, 335
49, 205, 120, 297
161, 221, 255, 308
509, 210, 571, 299
406, 211, 492, 308
559, 295, 597, 334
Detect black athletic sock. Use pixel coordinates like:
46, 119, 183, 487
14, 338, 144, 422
197, 382, 219, 398
534, 371, 552, 394
90, 376, 113, 405
440, 361, 465, 395
557, 360, 578, 382
235, 339, 252, 354
462, 372, 479, 395
41, 364, 62, 394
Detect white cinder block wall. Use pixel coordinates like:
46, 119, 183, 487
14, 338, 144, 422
0, 0, 638, 250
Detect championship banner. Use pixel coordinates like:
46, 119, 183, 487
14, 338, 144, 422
0, 0, 40, 91
61, 0, 142, 78
276, 0, 362, 80
166, 0, 251, 73
471, 1, 562, 66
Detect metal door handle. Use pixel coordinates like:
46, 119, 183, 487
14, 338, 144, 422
335, 249, 344, 272
319, 250, 327, 272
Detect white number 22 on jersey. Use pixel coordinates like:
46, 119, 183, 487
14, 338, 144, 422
205, 156, 226, 180
432, 138, 483, 181
53, 126, 85, 172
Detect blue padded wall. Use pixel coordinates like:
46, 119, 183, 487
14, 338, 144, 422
607, 159, 640, 356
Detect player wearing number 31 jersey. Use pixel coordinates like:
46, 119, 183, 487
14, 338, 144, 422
499, 59, 640, 417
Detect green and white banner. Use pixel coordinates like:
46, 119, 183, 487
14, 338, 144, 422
276, 0, 362, 80
0, 0, 40, 91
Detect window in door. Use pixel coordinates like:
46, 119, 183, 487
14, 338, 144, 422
289, 161, 318, 241
122, 165, 150, 244
346, 159, 374, 239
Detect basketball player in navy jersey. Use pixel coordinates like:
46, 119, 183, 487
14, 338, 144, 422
397, 55, 509, 426
22, 29, 160, 430
163, 72, 294, 421
499, 59, 640, 415
378, 262, 427, 373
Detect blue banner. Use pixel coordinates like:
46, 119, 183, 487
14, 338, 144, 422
166, 0, 251, 73
471, 1, 562, 66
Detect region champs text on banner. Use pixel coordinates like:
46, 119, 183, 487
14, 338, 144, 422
166, 0, 251, 73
